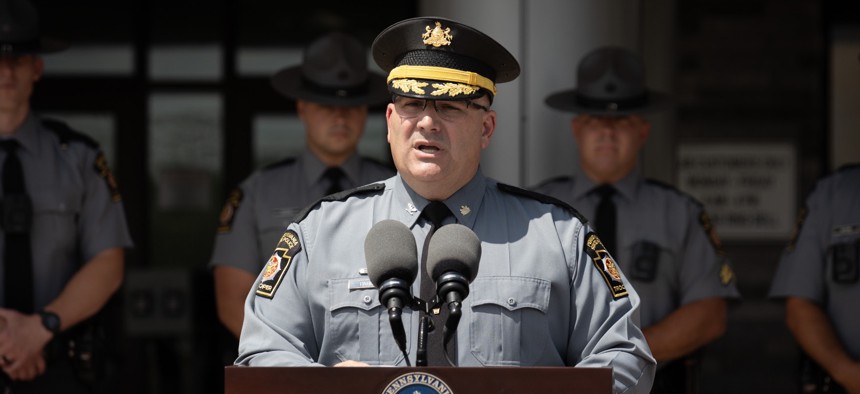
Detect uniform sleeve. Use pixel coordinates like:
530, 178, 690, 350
769, 180, 831, 302
209, 177, 266, 275
77, 147, 133, 261
677, 203, 740, 305
566, 222, 656, 394
236, 222, 323, 366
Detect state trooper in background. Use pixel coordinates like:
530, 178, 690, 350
532, 47, 739, 393
237, 17, 655, 394
0, 0, 132, 392
769, 164, 860, 394
209, 32, 394, 339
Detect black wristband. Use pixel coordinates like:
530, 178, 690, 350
39, 311, 61, 335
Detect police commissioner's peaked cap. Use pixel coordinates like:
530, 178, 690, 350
372, 16, 520, 101
270, 32, 389, 107
545, 46, 670, 116
0, 0, 69, 55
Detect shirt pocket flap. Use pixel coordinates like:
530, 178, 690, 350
469, 276, 550, 313
329, 277, 382, 312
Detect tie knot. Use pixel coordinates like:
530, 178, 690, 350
0, 139, 20, 153
422, 201, 452, 228
594, 184, 615, 199
322, 167, 345, 194
322, 166, 345, 181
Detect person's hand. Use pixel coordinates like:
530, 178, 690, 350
0, 309, 53, 381
0, 352, 46, 381
334, 360, 370, 367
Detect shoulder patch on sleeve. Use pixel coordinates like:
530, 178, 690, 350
217, 188, 243, 233
719, 262, 735, 286
698, 210, 725, 255
785, 206, 808, 252
292, 183, 386, 223
256, 230, 302, 299
584, 232, 628, 299
94, 152, 122, 202
497, 182, 588, 224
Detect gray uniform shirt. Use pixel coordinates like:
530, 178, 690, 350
0, 114, 133, 309
769, 165, 860, 360
238, 171, 656, 394
209, 150, 394, 274
533, 170, 740, 328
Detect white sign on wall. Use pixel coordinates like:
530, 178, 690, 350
677, 143, 796, 241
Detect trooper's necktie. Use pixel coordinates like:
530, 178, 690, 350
419, 201, 454, 365
322, 167, 345, 195
594, 184, 617, 255
1, 140, 34, 313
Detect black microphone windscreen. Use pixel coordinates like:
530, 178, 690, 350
426, 224, 481, 282
364, 220, 418, 286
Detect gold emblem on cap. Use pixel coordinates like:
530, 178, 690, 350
392, 79, 428, 95
422, 21, 453, 47
431, 83, 479, 97
459, 205, 471, 216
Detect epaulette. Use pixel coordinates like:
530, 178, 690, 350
41, 118, 100, 149
497, 182, 588, 224
261, 157, 297, 171
292, 183, 386, 223
645, 178, 705, 208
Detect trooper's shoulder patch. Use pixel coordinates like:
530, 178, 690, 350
217, 188, 243, 233
785, 206, 808, 253
94, 152, 122, 202
699, 210, 725, 256
256, 230, 302, 299
719, 262, 735, 286
584, 232, 628, 299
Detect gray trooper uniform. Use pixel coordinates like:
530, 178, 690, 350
237, 171, 656, 394
769, 164, 860, 360
533, 169, 740, 331
0, 114, 132, 394
209, 150, 393, 274
0, 114, 132, 308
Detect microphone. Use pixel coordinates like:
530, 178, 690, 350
364, 220, 418, 364
425, 223, 481, 363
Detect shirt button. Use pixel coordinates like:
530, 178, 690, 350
363, 295, 372, 304
507, 297, 516, 306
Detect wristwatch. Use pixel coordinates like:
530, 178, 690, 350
39, 311, 61, 335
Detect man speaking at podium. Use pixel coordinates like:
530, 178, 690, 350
237, 17, 655, 393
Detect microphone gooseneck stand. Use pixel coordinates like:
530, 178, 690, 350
414, 294, 460, 367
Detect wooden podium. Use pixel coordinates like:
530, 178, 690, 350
225, 366, 612, 393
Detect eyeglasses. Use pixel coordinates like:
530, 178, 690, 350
393, 96, 490, 121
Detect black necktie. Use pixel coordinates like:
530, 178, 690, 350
2, 140, 34, 313
419, 201, 453, 365
594, 184, 617, 255
322, 167, 345, 195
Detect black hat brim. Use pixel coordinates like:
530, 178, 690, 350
270, 66, 390, 107
0, 37, 70, 55
37, 37, 70, 53
545, 89, 671, 116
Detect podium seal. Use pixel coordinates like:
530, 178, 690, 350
381, 372, 453, 394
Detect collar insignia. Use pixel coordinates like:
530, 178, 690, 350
459, 205, 471, 216
406, 202, 418, 215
